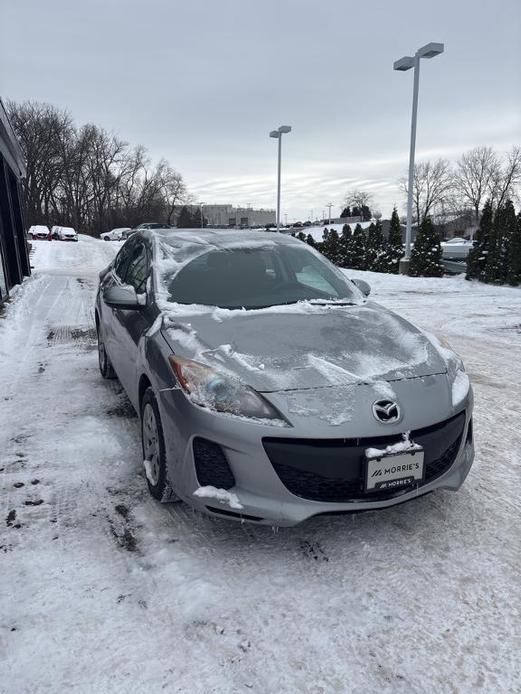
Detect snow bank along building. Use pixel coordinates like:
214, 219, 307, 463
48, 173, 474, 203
0, 98, 29, 305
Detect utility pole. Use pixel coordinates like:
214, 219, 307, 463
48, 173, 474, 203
326, 203, 333, 225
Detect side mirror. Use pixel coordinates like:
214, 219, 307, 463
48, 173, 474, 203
103, 285, 144, 309
352, 278, 371, 296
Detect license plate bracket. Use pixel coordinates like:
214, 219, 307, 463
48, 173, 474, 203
365, 449, 424, 492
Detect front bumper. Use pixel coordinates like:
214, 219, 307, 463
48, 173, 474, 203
158, 376, 475, 527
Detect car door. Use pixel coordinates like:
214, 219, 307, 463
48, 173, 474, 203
110, 240, 154, 407
100, 238, 136, 364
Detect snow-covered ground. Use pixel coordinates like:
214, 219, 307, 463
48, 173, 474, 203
1, 236, 520, 693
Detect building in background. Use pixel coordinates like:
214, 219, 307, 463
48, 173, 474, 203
329, 216, 363, 226
0, 98, 30, 304
192, 204, 276, 228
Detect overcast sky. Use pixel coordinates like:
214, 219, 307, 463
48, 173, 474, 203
2, 0, 520, 221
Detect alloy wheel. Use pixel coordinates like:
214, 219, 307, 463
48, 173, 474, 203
142, 403, 160, 486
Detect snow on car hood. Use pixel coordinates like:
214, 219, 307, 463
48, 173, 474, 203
161, 301, 448, 393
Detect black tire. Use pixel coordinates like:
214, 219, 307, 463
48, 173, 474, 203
97, 324, 117, 379
103, 237, 110, 241
141, 387, 178, 502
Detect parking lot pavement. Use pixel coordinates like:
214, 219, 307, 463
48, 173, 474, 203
1, 238, 520, 693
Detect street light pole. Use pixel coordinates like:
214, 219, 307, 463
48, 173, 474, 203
404, 56, 420, 266
270, 125, 292, 232
277, 136, 282, 230
199, 202, 205, 230
394, 42, 444, 273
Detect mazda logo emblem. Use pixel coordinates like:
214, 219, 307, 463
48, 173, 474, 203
372, 399, 401, 424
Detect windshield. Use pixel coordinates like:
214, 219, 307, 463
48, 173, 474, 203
159, 243, 362, 309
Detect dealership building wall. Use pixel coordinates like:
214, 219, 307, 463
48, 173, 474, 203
189, 204, 276, 228
0, 98, 29, 304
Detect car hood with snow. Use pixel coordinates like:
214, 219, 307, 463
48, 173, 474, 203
160, 301, 448, 393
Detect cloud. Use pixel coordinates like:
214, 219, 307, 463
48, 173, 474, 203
2, 0, 519, 221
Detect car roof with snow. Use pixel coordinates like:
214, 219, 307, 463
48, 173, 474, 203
147, 228, 302, 251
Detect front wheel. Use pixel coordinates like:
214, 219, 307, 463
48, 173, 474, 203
141, 388, 178, 502
97, 325, 116, 379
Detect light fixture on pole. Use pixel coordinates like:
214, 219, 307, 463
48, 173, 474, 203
198, 202, 205, 230
326, 202, 333, 225
269, 125, 292, 232
394, 42, 444, 274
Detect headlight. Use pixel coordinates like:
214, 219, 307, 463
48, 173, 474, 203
437, 337, 470, 407
451, 368, 470, 407
169, 355, 287, 423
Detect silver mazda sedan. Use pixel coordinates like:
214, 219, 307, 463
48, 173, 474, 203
95, 229, 474, 526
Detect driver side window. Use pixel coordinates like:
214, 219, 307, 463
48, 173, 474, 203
124, 243, 149, 293
114, 242, 134, 280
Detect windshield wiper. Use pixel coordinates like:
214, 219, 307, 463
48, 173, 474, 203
221, 300, 357, 310
308, 300, 357, 306
245, 300, 301, 309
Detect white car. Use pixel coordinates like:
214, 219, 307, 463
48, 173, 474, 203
52, 226, 78, 242
100, 227, 130, 241
441, 237, 473, 260
28, 225, 51, 240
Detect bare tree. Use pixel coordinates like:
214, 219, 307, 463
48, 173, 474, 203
154, 160, 188, 225
7, 99, 190, 234
454, 146, 500, 224
86, 127, 128, 231
344, 189, 373, 209
7, 101, 73, 226
115, 145, 149, 220
400, 159, 454, 225
489, 146, 521, 209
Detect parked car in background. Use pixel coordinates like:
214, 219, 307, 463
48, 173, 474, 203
95, 230, 474, 526
121, 228, 138, 240
28, 225, 51, 240
52, 226, 79, 241
100, 227, 131, 241
136, 222, 166, 230
120, 224, 170, 239
441, 237, 473, 260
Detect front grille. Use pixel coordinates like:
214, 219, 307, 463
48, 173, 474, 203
263, 412, 466, 503
193, 437, 235, 490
